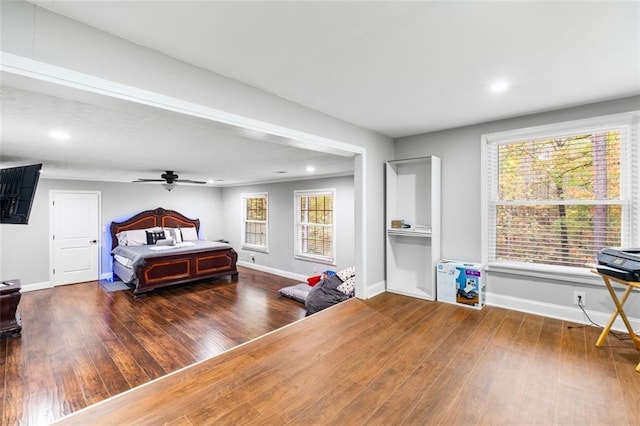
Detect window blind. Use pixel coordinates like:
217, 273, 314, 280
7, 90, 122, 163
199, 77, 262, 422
242, 193, 268, 251
484, 113, 638, 271
294, 189, 336, 263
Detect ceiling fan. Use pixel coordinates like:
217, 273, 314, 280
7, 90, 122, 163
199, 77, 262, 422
133, 171, 206, 191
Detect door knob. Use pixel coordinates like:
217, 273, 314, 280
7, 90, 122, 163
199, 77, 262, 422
89, 240, 98, 244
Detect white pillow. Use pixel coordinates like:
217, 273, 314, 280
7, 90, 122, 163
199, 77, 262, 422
117, 229, 147, 246
156, 237, 175, 246
116, 231, 128, 246
163, 228, 183, 243
180, 226, 199, 241
127, 229, 148, 246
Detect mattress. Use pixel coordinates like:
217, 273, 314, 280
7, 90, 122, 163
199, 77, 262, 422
113, 259, 136, 284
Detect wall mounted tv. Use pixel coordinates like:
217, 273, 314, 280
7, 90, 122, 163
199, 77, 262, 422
0, 163, 42, 224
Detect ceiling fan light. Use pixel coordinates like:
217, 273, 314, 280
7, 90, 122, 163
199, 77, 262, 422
162, 182, 176, 192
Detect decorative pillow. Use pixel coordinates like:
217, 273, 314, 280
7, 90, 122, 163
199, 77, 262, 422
146, 230, 165, 245
156, 237, 175, 246
163, 228, 175, 242
336, 266, 356, 282
180, 226, 198, 241
337, 276, 356, 296
279, 283, 313, 303
164, 228, 183, 243
119, 229, 147, 246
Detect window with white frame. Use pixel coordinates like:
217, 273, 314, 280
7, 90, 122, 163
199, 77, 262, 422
241, 192, 268, 252
482, 112, 638, 274
294, 189, 336, 264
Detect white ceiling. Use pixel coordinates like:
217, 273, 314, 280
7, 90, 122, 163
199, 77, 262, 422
1, 75, 355, 185
1, 1, 639, 185
30, 0, 640, 136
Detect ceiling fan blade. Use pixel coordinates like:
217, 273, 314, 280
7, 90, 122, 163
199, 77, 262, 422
132, 172, 206, 185
177, 179, 207, 184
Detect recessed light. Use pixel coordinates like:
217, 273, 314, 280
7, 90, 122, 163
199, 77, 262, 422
305, 166, 315, 173
49, 130, 71, 140
490, 80, 509, 93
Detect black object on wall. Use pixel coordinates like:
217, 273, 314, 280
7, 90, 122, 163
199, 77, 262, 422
0, 163, 42, 224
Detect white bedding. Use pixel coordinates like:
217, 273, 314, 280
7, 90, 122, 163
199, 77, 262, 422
148, 241, 196, 251
112, 240, 232, 271
113, 254, 133, 268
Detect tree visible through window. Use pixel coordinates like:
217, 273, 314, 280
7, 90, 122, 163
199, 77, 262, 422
295, 190, 335, 263
483, 113, 638, 272
495, 133, 621, 267
242, 193, 268, 252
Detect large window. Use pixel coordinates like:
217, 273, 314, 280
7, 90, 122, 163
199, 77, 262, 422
241, 192, 268, 252
482, 112, 638, 274
294, 189, 336, 264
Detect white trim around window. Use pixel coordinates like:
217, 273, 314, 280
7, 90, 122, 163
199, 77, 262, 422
294, 188, 336, 265
241, 192, 269, 253
481, 111, 639, 281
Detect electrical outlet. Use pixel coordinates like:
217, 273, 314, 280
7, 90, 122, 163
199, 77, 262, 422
573, 291, 586, 306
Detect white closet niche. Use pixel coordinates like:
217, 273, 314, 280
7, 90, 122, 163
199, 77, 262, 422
385, 156, 441, 300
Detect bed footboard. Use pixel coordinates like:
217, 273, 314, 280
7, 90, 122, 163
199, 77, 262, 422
134, 247, 238, 295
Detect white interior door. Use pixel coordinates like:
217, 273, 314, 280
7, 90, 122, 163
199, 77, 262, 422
51, 191, 100, 286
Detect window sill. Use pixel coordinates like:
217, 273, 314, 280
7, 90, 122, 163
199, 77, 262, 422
487, 261, 604, 287
294, 254, 336, 266
241, 245, 269, 254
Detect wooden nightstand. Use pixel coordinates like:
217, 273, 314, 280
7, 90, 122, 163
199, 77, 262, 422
0, 279, 22, 337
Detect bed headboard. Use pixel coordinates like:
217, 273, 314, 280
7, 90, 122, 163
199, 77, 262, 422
110, 207, 200, 250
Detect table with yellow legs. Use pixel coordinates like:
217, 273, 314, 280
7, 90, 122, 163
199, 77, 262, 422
592, 271, 640, 372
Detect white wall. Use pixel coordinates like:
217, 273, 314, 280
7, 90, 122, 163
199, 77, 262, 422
1, 1, 394, 295
394, 96, 640, 325
222, 176, 355, 278
0, 178, 222, 285
0, 174, 355, 288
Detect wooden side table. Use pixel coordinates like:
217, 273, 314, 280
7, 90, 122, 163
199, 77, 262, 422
0, 279, 22, 337
592, 271, 640, 372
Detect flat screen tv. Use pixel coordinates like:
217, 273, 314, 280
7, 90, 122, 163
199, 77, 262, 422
0, 163, 42, 224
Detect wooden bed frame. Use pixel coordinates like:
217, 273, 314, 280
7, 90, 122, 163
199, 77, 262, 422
110, 207, 238, 295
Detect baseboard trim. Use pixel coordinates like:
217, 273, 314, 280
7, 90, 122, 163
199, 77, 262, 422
237, 261, 308, 282
365, 280, 386, 299
21, 281, 53, 293
486, 292, 640, 333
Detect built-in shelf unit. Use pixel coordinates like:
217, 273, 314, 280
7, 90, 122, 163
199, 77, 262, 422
385, 156, 441, 300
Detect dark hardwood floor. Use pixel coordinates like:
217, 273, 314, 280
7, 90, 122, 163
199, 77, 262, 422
3, 268, 640, 425
1, 266, 306, 425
